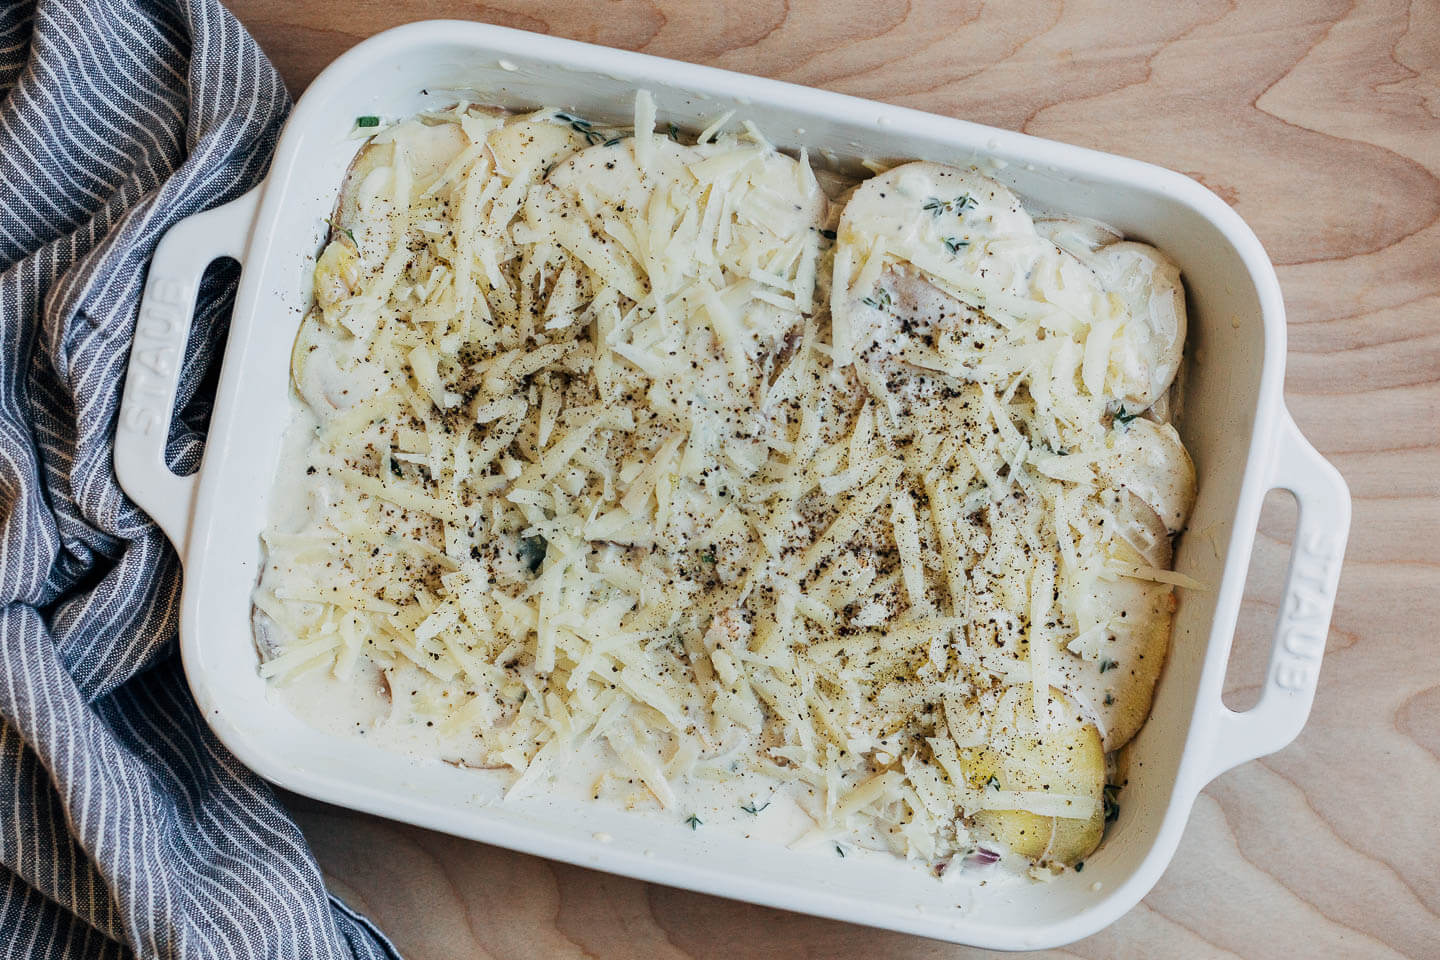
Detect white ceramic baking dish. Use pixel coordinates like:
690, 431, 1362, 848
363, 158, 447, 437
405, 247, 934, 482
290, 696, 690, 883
114, 20, 1350, 950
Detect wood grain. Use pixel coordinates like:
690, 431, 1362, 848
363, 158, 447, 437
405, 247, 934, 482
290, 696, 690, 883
226, 0, 1440, 955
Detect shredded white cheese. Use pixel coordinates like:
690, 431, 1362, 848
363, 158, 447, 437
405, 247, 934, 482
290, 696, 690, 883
256, 99, 1197, 873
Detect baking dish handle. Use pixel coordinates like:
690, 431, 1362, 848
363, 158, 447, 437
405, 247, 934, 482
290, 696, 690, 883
115, 189, 259, 551
1204, 408, 1350, 782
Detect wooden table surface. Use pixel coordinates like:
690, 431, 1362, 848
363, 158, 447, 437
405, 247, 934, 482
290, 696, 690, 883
226, 1, 1440, 956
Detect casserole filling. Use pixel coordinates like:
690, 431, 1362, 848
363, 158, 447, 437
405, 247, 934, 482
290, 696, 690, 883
255, 98, 1195, 874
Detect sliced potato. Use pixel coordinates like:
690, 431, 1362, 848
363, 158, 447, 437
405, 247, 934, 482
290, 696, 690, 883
332, 121, 469, 271
961, 686, 1105, 865
289, 311, 390, 414
1112, 487, 1173, 569
1092, 241, 1186, 409
832, 162, 1047, 365
487, 114, 588, 178
1034, 215, 1122, 258
1053, 533, 1176, 751
313, 238, 359, 320
1098, 417, 1197, 534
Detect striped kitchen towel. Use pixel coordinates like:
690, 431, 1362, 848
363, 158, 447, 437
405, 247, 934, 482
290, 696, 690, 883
0, 1, 400, 957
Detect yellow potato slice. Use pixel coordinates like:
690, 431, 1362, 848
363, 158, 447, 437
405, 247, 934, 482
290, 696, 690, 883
960, 687, 1105, 865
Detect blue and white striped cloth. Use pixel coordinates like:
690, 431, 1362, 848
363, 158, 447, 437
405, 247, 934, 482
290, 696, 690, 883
0, 1, 400, 956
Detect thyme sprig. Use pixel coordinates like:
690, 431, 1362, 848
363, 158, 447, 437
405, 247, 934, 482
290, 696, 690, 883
861, 288, 892, 311
555, 111, 608, 145
923, 193, 976, 217
325, 217, 358, 247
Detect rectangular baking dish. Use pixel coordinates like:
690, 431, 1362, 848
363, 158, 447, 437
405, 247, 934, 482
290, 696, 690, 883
114, 21, 1350, 950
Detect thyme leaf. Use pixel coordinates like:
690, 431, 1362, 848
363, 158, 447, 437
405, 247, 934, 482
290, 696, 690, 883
861, 288, 892, 311
1113, 406, 1141, 428
1099, 657, 1118, 674
1103, 784, 1121, 824
923, 194, 976, 217
325, 217, 358, 247
684, 813, 703, 830
943, 236, 969, 254
519, 536, 547, 574
740, 800, 771, 815
355, 115, 380, 128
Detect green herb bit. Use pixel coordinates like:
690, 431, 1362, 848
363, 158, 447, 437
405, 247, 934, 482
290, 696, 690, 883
355, 115, 380, 128
984, 774, 1000, 790
324, 217, 358, 247
1075, 861, 1085, 873
684, 813, 703, 830
1103, 784, 1121, 824
1113, 406, 1140, 428
1103, 692, 1115, 706
862, 288, 892, 310
519, 535, 547, 574
667, 122, 680, 141
923, 194, 976, 217
700, 550, 716, 564
1099, 657, 1118, 674
740, 800, 771, 815
835, 844, 846, 857
943, 236, 969, 254
603, 136, 622, 147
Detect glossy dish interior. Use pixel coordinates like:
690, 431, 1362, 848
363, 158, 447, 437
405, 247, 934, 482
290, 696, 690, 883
169, 21, 1296, 950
